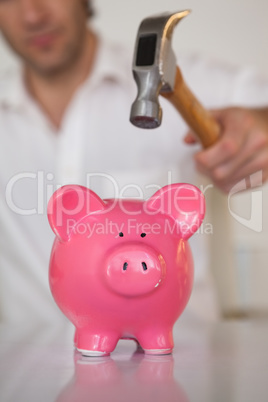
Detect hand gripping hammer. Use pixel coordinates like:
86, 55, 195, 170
130, 10, 220, 148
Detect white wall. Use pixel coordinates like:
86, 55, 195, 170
1, 0, 268, 76
92, 0, 268, 76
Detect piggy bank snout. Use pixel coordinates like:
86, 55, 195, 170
104, 243, 166, 297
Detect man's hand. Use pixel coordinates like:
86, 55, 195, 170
184, 107, 268, 193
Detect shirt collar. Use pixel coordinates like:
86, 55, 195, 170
0, 63, 28, 110
82, 34, 131, 91
0, 34, 132, 110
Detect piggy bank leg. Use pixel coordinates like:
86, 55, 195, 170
75, 328, 120, 357
137, 328, 174, 355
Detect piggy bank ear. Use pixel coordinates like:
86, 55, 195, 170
145, 183, 205, 240
47, 185, 106, 242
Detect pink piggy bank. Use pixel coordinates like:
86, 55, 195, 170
48, 183, 205, 356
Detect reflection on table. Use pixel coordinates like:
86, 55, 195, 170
0, 318, 268, 402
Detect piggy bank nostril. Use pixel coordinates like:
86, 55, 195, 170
122, 261, 148, 271
142, 262, 148, 271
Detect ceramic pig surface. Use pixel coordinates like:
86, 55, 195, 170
48, 184, 205, 356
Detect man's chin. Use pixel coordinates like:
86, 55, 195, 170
25, 55, 73, 78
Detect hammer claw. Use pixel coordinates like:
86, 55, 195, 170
130, 10, 220, 148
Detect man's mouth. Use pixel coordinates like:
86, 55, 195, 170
27, 30, 59, 48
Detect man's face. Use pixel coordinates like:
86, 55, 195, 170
0, 0, 89, 76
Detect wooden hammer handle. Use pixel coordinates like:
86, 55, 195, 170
161, 67, 220, 148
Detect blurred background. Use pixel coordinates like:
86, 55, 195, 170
1, 0, 268, 75
0, 0, 267, 318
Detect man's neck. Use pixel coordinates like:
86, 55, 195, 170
24, 29, 98, 130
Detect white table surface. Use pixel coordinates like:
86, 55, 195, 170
0, 318, 267, 402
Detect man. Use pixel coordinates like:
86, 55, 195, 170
0, 0, 268, 324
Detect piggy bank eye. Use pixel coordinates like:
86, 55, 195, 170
119, 232, 124, 237
141, 233, 146, 238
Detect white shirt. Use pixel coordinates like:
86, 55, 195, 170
1, 37, 268, 325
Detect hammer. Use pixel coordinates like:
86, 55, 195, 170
130, 10, 220, 148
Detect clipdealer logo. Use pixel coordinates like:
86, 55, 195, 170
5, 171, 209, 216
5, 171, 58, 215
227, 171, 263, 233
65, 217, 212, 239
4, 170, 264, 233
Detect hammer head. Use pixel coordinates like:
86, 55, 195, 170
130, 10, 190, 129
